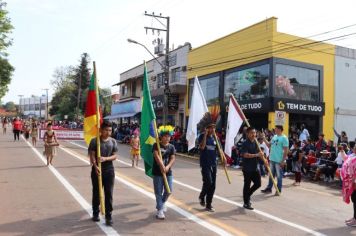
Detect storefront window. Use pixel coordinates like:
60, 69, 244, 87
188, 74, 220, 107
275, 64, 320, 102
224, 64, 269, 102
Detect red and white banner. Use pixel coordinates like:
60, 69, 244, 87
40, 129, 84, 140
224, 96, 244, 158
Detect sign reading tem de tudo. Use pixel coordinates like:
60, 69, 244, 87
273, 98, 325, 115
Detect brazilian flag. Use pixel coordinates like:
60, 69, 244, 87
140, 63, 156, 177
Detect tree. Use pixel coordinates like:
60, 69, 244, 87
50, 67, 77, 120
49, 53, 92, 120
4, 100, 15, 111
73, 53, 91, 115
0, 1, 14, 101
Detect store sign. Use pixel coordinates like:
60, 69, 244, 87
152, 95, 164, 110
238, 98, 271, 113
168, 94, 179, 111
273, 98, 325, 115
275, 111, 286, 126
152, 94, 179, 111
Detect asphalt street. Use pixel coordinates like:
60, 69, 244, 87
0, 132, 355, 236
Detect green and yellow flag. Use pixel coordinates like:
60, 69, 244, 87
140, 63, 156, 177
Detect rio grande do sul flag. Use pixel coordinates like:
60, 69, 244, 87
84, 73, 101, 145
224, 95, 244, 158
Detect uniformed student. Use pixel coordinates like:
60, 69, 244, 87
198, 114, 218, 212
89, 120, 118, 226
152, 125, 176, 220
240, 127, 263, 210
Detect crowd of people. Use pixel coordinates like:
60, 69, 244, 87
4, 115, 356, 226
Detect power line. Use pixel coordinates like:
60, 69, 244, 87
188, 23, 356, 68
188, 32, 356, 71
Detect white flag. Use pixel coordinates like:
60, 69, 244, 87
186, 76, 208, 151
224, 96, 244, 158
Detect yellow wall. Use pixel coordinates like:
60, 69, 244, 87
268, 112, 289, 136
187, 17, 335, 139
188, 18, 276, 78
272, 33, 335, 139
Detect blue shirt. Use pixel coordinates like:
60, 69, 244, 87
269, 134, 289, 163
198, 134, 217, 168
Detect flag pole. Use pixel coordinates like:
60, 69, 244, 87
212, 132, 232, 184
230, 94, 281, 196
153, 120, 171, 194
93, 61, 106, 214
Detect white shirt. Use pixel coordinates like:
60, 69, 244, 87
259, 141, 270, 157
335, 153, 344, 165
299, 128, 310, 142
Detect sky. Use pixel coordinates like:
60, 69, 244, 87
3, 0, 356, 104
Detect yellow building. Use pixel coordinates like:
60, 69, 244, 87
187, 17, 335, 140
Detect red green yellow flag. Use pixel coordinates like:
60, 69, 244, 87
84, 73, 99, 145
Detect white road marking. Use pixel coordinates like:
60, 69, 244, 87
68, 141, 326, 236
23, 137, 120, 236
60, 145, 233, 236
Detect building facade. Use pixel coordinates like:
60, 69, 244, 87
110, 43, 191, 128
334, 46, 356, 141
19, 95, 49, 119
187, 17, 336, 139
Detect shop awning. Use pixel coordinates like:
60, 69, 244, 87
104, 112, 139, 120
105, 99, 141, 120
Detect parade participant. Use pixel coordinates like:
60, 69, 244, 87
30, 121, 38, 147
240, 127, 263, 210
152, 125, 176, 220
12, 117, 22, 141
89, 120, 118, 226
340, 146, 356, 226
130, 133, 140, 167
43, 123, 58, 166
2, 117, 8, 134
198, 113, 218, 212
24, 121, 31, 141
261, 125, 289, 195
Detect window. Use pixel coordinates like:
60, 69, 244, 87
188, 74, 220, 107
275, 64, 320, 102
157, 73, 165, 88
171, 67, 181, 83
224, 64, 269, 102
121, 85, 128, 96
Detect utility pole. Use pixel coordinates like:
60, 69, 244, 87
42, 88, 49, 120
18, 95, 24, 117
144, 11, 170, 125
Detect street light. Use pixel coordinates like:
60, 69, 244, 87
127, 38, 170, 125
127, 39, 165, 69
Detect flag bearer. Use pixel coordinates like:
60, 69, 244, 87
89, 120, 118, 226
152, 125, 176, 220
198, 113, 218, 212
240, 127, 263, 210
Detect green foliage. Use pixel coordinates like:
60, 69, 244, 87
49, 53, 92, 120
0, 1, 14, 100
0, 57, 13, 98
4, 100, 15, 111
